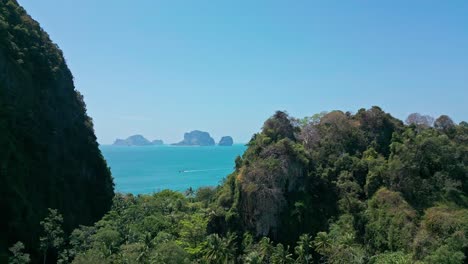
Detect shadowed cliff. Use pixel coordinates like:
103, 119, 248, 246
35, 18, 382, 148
0, 0, 114, 261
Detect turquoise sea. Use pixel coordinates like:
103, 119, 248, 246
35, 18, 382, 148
100, 144, 247, 194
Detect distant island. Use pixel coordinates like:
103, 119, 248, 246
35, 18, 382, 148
218, 136, 234, 146
113, 135, 164, 146
172, 130, 215, 146
113, 132, 234, 146
152, 139, 164, 145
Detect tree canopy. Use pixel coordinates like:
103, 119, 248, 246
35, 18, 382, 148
17, 107, 465, 263
2, 1, 467, 263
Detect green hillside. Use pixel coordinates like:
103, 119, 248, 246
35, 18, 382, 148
65, 108, 467, 264
0, 0, 114, 261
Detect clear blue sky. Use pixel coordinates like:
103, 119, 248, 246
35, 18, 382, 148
19, 0, 468, 144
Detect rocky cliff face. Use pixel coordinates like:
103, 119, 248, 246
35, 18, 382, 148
218, 136, 233, 146
0, 0, 114, 259
173, 130, 215, 146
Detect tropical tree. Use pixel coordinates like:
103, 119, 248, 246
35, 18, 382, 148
149, 241, 190, 264
185, 187, 195, 201
405, 113, 434, 127
294, 234, 314, 263
203, 233, 237, 264
368, 251, 412, 264
313, 232, 332, 255
39, 209, 65, 264
365, 188, 416, 252
434, 115, 455, 132
271, 243, 294, 264
177, 213, 208, 256
244, 251, 264, 264
9, 242, 30, 264
258, 236, 274, 260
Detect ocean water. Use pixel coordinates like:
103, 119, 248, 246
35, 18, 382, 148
100, 144, 247, 194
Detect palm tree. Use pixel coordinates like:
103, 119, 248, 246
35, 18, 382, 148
271, 243, 294, 264
244, 251, 264, 264
203, 233, 237, 264
185, 187, 194, 202
137, 232, 154, 262
313, 232, 332, 255
294, 234, 314, 264
258, 237, 273, 260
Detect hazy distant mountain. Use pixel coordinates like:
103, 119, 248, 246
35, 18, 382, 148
113, 135, 165, 146
152, 139, 164, 145
172, 130, 215, 146
218, 136, 234, 146
113, 135, 152, 146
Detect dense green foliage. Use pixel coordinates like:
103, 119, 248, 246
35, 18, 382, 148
25, 107, 466, 263
0, 0, 114, 261
2, 1, 467, 263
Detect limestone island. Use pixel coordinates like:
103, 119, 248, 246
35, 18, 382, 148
172, 130, 215, 146
152, 139, 164, 145
218, 136, 233, 146
113, 135, 164, 146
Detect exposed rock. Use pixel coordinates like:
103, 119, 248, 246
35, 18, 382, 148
218, 136, 234, 146
173, 130, 215, 146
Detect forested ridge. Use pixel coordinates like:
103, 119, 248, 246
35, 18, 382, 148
0, 0, 114, 262
11, 108, 466, 263
2, 0, 468, 263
